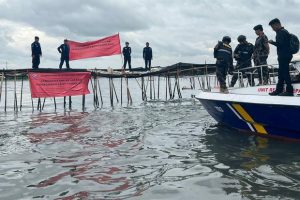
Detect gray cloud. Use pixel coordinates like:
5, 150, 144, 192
0, 0, 300, 69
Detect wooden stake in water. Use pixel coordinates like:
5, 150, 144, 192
20, 75, 24, 111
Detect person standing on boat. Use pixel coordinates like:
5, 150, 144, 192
230, 35, 254, 87
268, 18, 294, 96
123, 42, 132, 70
253, 25, 270, 85
58, 39, 70, 69
31, 36, 42, 69
143, 42, 152, 70
214, 36, 233, 93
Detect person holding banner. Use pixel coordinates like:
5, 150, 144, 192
58, 39, 70, 69
122, 42, 132, 70
31, 36, 42, 69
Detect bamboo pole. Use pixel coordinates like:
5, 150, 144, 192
54, 97, 57, 110
4, 74, 7, 112
20, 75, 24, 111
0, 72, 3, 102
14, 74, 18, 112
97, 78, 103, 106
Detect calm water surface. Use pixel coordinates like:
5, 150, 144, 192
0, 80, 299, 200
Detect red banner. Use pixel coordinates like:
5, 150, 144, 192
29, 72, 91, 98
68, 33, 121, 61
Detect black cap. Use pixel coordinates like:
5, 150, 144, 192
64, 39, 68, 42
253, 24, 263, 31
269, 18, 281, 26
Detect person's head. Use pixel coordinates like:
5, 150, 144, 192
125, 42, 129, 47
146, 42, 149, 47
64, 39, 68, 44
222, 36, 231, 44
34, 36, 39, 42
253, 24, 263, 36
237, 35, 246, 44
269, 18, 282, 31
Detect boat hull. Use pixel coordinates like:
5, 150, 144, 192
197, 93, 300, 141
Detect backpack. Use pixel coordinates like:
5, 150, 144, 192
290, 33, 299, 54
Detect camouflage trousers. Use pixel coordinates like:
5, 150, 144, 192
253, 56, 269, 85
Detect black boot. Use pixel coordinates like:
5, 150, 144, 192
278, 91, 294, 96
269, 90, 282, 96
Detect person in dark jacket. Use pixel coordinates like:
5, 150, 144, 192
31, 36, 42, 69
253, 24, 270, 85
58, 39, 70, 69
230, 35, 254, 87
214, 36, 233, 93
143, 42, 152, 70
268, 18, 293, 96
123, 42, 131, 70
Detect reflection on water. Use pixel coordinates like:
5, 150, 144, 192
0, 99, 299, 199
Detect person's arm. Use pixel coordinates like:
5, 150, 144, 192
150, 48, 152, 59
143, 48, 145, 59
57, 45, 62, 53
233, 45, 240, 60
129, 47, 131, 55
39, 44, 42, 57
213, 42, 220, 58
31, 43, 34, 57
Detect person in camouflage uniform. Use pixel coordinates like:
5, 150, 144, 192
253, 24, 270, 85
214, 36, 233, 93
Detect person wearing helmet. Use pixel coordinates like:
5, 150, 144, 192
253, 24, 270, 85
230, 35, 254, 87
213, 36, 233, 93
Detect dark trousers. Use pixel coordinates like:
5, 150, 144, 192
145, 59, 151, 70
231, 72, 255, 87
276, 56, 293, 92
59, 57, 70, 69
32, 55, 40, 69
123, 57, 131, 70
216, 61, 229, 89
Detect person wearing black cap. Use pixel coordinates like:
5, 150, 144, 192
57, 39, 70, 69
268, 18, 293, 96
230, 35, 254, 87
123, 42, 132, 70
143, 42, 152, 70
253, 24, 270, 85
214, 36, 233, 93
31, 36, 42, 69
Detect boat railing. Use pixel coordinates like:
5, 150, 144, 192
197, 61, 300, 91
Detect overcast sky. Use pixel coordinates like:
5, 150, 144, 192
0, 0, 300, 69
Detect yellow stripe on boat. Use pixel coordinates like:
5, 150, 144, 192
232, 103, 267, 134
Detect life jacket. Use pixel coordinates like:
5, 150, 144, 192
214, 42, 232, 62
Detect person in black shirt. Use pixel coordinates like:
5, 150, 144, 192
31, 36, 42, 69
230, 35, 254, 87
143, 42, 153, 70
214, 36, 233, 93
123, 42, 131, 70
57, 39, 70, 69
268, 18, 293, 96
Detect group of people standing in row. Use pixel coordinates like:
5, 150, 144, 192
122, 42, 153, 71
214, 18, 295, 96
31, 37, 71, 69
31, 38, 153, 71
